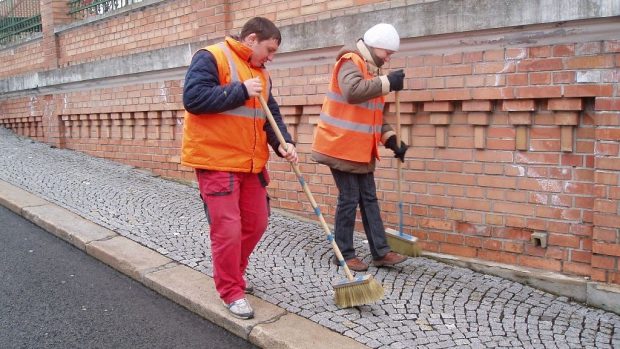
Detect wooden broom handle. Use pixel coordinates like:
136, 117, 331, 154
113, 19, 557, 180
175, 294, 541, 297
395, 91, 405, 235
395, 91, 403, 208
395, 91, 401, 145
258, 95, 355, 281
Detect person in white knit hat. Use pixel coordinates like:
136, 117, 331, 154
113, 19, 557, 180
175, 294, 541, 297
364, 23, 401, 54
311, 23, 408, 272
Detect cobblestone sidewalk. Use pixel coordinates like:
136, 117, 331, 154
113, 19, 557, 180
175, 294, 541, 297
1, 127, 619, 349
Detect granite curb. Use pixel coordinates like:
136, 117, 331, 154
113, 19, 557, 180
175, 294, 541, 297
0, 179, 368, 349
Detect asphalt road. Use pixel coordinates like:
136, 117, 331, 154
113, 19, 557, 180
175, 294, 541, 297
0, 205, 257, 349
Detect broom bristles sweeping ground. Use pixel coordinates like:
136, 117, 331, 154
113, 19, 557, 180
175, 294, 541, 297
386, 228, 422, 257
333, 275, 384, 308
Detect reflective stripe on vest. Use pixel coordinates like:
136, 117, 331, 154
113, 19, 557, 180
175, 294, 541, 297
318, 112, 382, 134
320, 91, 383, 134
218, 43, 271, 120
324, 90, 384, 112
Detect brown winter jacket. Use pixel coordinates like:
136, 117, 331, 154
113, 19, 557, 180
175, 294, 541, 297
311, 39, 397, 174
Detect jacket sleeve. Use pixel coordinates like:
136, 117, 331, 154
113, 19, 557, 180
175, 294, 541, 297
337, 60, 385, 104
183, 50, 249, 114
263, 86, 295, 157
380, 122, 396, 145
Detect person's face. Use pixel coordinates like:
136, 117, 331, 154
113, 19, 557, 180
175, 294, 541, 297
244, 33, 279, 67
373, 47, 396, 63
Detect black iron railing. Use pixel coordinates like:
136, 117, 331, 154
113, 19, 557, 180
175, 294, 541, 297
67, 0, 143, 19
0, 0, 42, 45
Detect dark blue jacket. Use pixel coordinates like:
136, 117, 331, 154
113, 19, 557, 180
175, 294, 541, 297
183, 50, 294, 157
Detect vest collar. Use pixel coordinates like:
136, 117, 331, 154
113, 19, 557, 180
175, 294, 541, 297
225, 36, 253, 63
356, 39, 382, 75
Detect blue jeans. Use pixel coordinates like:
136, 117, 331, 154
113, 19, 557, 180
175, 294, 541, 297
330, 168, 390, 260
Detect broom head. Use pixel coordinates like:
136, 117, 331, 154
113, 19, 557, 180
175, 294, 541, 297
333, 274, 384, 308
385, 228, 422, 257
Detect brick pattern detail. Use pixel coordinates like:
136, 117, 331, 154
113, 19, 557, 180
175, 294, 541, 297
467, 112, 490, 125
0, 40, 45, 78
502, 99, 536, 112
552, 106, 581, 152
1, 2, 619, 284
429, 113, 451, 125
548, 98, 583, 111
462, 100, 493, 112
467, 112, 490, 149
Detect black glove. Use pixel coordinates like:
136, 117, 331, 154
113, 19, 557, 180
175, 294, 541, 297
385, 135, 408, 162
387, 69, 405, 91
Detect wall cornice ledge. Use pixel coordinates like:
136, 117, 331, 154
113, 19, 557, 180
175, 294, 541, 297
0, 41, 206, 98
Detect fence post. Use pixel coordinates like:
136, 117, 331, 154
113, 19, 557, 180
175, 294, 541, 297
39, 0, 71, 147
40, 0, 70, 69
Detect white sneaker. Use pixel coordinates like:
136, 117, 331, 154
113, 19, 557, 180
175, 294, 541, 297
226, 298, 254, 319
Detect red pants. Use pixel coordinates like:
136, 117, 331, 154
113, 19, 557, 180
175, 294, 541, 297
196, 169, 269, 304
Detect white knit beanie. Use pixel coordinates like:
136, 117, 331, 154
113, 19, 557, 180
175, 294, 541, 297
363, 23, 400, 51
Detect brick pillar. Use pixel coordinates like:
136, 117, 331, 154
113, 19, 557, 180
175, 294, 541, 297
40, 0, 71, 70
39, 1, 70, 146
592, 97, 620, 283
43, 94, 65, 147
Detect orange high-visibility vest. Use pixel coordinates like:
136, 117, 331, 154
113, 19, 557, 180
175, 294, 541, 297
181, 37, 271, 173
312, 52, 384, 163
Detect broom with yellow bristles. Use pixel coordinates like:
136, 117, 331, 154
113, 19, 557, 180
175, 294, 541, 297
258, 95, 384, 308
385, 91, 422, 257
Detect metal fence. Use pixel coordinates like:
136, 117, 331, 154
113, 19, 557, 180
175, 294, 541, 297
67, 0, 143, 19
0, 0, 145, 46
0, 0, 41, 46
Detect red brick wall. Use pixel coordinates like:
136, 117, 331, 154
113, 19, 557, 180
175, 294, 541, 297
265, 40, 618, 283
227, 0, 402, 27
1, 0, 619, 284
0, 95, 44, 138
54, 80, 187, 180
56, 0, 205, 67
0, 40, 45, 78
52, 0, 400, 67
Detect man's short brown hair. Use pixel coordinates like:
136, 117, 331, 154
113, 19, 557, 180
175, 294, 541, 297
240, 17, 281, 45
